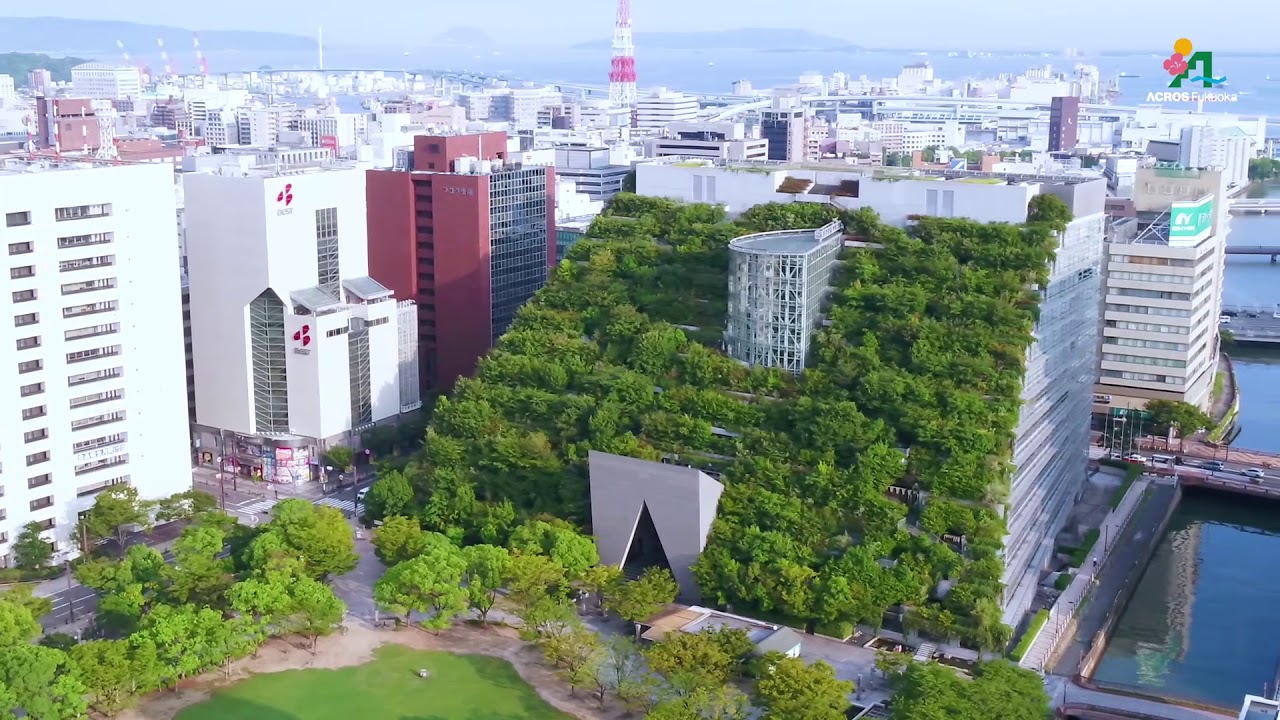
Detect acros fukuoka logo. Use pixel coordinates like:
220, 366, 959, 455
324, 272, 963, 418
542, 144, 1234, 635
292, 324, 311, 347
276, 183, 294, 215
1147, 38, 1236, 103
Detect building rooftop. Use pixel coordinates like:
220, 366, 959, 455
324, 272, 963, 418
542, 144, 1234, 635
1240, 695, 1280, 720
652, 156, 1102, 187
729, 220, 845, 256
0, 156, 140, 177
639, 605, 786, 645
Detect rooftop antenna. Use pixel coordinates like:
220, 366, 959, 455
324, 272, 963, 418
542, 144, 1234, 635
157, 37, 174, 78
193, 32, 209, 78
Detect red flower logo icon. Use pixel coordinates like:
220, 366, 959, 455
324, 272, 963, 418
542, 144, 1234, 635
1163, 53, 1188, 77
292, 324, 311, 347
277, 183, 293, 206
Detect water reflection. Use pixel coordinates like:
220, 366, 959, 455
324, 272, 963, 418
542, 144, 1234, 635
1093, 492, 1280, 709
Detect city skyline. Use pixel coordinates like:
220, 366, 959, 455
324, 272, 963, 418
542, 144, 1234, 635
0, 1, 1271, 52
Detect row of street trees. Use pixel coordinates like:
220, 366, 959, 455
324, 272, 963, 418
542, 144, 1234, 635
0, 497, 354, 718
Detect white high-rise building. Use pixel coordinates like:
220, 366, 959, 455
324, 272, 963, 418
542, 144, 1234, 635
1, 160, 191, 562
635, 90, 699, 131
70, 63, 143, 100
185, 166, 417, 483
0, 75, 15, 100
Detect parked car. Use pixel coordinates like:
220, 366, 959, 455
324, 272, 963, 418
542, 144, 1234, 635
1204, 460, 1226, 471
1124, 454, 1149, 464
1219, 315, 1232, 324
356, 487, 370, 502
1246, 312, 1260, 319
1244, 468, 1266, 479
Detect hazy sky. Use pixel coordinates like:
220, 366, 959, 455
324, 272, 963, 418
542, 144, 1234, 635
5, 0, 1272, 51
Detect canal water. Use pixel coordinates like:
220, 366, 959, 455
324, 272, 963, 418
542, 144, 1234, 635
1090, 183, 1280, 710
1091, 491, 1280, 709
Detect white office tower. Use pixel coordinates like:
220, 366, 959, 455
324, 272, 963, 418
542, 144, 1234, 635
635, 90, 699, 131
0, 75, 15, 100
185, 166, 416, 483
0, 161, 191, 561
1097, 167, 1228, 413
69, 63, 143, 101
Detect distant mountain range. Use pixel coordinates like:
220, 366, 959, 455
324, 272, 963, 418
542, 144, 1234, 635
0, 17, 316, 57
571, 28, 853, 52
0, 52, 86, 83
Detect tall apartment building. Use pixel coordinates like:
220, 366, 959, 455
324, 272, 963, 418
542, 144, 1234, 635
366, 132, 557, 391
236, 106, 299, 146
635, 91, 699, 131
1178, 126, 1254, 190
638, 161, 1106, 624
69, 63, 142, 101
0, 75, 14, 100
1, 161, 191, 561
760, 97, 806, 162
185, 166, 419, 483
1096, 167, 1228, 412
1048, 96, 1081, 152
27, 69, 52, 95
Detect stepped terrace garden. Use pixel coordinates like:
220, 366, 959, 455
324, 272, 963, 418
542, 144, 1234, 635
389, 193, 1066, 651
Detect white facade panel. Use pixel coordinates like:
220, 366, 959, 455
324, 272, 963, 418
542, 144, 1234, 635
0, 161, 191, 559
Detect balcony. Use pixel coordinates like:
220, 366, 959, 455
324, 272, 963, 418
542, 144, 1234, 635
75, 454, 129, 476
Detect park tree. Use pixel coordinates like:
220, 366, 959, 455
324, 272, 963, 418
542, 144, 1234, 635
84, 484, 152, 550
0, 585, 51, 626
11, 521, 53, 570
0, 598, 40, 648
1026, 193, 1073, 231
645, 629, 746, 692
363, 469, 414, 520
372, 515, 428, 565
508, 519, 600, 580
164, 525, 233, 607
289, 576, 346, 650
258, 499, 358, 579
153, 490, 219, 523
72, 639, 158, 717
580, 564, 623, 611
324, 445, 355, 473
888, 659, 1050, 720
374, 546, 468, 631
462, 543, 510, 623
0, 644, 89, 720
542, 624, 602, 696
648, 685, 751, 720
606, 566, 679, 623
74, 544, 168, 633
753, 655, 853, 720
1145, 399, 1212, 442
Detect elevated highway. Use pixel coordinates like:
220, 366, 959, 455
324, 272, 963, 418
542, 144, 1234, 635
1220, 305, 1280, 343
1228, 199, 1280, 215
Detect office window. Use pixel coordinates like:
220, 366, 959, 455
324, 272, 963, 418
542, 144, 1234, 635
12, 289, 36, 303
26, 451, 50, 467
18, 359, 42, 374
8, 241, 33, 255
14, 312, 38, 327
315, 208, 340, 295
5, 211, 31, 227
55, 204, 112, 221
29, 496, 54, 511
22, 405, 47, 420
20, 382, 44, 397
59, 255, 115, 273
16, 336, 40, 351
24, 428, 48, 443
10, 265, 34, 279
28, 474, 52, 489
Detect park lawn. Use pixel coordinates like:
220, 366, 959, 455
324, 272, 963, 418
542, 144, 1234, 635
176, 644, 575, 720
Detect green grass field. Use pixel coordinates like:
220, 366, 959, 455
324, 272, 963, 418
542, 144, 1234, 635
176, 645, 574, 720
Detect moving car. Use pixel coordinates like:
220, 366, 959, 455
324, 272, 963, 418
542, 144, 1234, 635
1244, 468, 1266, 479
1219, 315, 1232, 324
356, 487, 370, 503
1203, 460, 1226, 471
1124, 454, 1149, 464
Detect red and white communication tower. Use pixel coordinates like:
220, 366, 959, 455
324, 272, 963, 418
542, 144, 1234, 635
609, 0, 637, 106
193, 32, 209, 77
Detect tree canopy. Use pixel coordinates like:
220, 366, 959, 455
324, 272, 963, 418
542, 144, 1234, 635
887, 659, 1051, 720
374, 193, 1057, 650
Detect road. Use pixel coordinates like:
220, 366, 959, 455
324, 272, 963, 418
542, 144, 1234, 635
1091, 446, 1280, 482
37, 469, 378, 633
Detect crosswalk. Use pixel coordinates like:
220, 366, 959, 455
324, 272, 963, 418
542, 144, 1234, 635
231, 498, 277, 516
315, 496, 360, 514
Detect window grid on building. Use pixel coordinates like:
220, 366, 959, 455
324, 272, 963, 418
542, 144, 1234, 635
249, 290, 290, 433
348, 319, 373, 428
488, 168, 549, 343
315, 207, 341, 295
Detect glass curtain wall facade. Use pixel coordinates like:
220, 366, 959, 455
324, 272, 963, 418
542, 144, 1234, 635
726, 222, 842, 375
249, 290, 289, 433
1002, 212, 1106, 625
489, 167, 550, 344
315, 207, 340, 296
348, 319, 373, 427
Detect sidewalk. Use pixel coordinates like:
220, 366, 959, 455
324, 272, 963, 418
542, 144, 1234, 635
1019, 475, 1150, 672
1050, 481, 1179, 675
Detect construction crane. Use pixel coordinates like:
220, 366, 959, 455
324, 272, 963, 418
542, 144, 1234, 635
193, 32, 209, 78
116, 40, 150, 81
156, 37, 175, 78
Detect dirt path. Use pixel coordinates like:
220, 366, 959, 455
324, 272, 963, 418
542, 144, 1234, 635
121, 623, 629, 720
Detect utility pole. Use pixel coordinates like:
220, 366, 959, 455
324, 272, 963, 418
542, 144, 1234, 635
217, 430, 227, 511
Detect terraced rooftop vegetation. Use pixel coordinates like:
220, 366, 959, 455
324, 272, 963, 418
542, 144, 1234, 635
414, 193, 1064, 651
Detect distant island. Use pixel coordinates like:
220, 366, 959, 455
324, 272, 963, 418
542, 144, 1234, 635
0, 17, 316, 56
571, 28, 853, 52
0, 52, 87, 83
